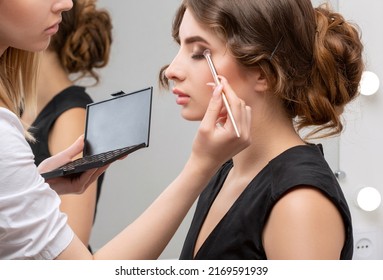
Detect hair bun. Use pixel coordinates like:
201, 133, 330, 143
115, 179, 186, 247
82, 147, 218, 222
53, 0, 113, 84
304, 5, 364, 136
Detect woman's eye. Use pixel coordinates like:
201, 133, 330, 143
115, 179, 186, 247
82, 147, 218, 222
191, 53, 205, 60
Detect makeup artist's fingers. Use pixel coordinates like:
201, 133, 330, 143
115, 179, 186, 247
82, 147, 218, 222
193, 78, 251, 167
38, 135, 84, 174
200, 84, 224, 131
218, 76, 249, 136
206, 78, 249, 136
56, 134, 84, 160
206, 82, 228, 118
203, 76, 251, 138
47, 166, 108, 195
74, 169, 100, 194
84, 164, 110, 186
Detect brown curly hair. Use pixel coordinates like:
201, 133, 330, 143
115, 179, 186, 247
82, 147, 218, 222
49, 0, 113, 84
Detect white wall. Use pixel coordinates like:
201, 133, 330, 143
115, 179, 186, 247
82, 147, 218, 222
88, 0, 382, 259
310, 0, 383, 260
337, 0, 383, 259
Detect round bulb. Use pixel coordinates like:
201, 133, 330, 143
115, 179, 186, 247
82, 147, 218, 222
356, 187, 381, 211
360, 71, 380, 96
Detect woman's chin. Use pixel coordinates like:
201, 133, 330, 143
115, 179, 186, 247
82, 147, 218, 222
181, 112, 203, 122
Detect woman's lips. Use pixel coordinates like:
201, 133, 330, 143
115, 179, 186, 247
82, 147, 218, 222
45, 24, 59, 35
45, 19, 62, 35
173, 89, 190, 105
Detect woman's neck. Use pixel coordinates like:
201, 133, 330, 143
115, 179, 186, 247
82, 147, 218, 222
230, 94, 305, 179
37, 50, 73, 109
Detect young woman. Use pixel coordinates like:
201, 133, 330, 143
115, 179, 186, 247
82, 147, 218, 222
0, 0, 251, 259
160, 0, 364, 259
22, 0, 113, 251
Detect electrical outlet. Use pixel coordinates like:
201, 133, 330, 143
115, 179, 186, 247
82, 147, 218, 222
353, 231, 379, 260
354, 238, 373, 258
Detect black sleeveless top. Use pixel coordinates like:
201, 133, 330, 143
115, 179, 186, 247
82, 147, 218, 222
28, 86, 104, 231
180, 145, 353, 260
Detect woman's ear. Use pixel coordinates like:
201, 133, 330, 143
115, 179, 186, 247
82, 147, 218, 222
253, 68, 269, 92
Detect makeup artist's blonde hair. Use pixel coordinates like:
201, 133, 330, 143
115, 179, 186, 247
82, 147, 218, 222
0, 47, 40, 140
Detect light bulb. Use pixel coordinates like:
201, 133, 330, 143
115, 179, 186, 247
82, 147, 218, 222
360, 71, 380, 96
356, 186, 381, 212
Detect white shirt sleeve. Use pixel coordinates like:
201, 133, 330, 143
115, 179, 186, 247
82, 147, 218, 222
0, 108, 74, 259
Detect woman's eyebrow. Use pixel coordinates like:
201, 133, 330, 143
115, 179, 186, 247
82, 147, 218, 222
184, 35, 209, 45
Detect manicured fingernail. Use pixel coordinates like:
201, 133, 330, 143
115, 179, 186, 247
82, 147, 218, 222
213, 84, 223, 98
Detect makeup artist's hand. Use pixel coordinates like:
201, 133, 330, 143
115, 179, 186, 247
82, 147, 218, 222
38, 135, 109, 195
191, 76, 252, 169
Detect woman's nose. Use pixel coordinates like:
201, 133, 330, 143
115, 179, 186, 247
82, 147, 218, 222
53, 0, 73, 13
165, 54, 185, 82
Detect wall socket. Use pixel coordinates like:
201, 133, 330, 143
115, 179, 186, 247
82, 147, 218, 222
353, 230, 381, 260
355, 238, 374, 258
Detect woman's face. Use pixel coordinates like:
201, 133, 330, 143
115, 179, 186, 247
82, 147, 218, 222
0, 0, 73, 55
165, 8, 252, 121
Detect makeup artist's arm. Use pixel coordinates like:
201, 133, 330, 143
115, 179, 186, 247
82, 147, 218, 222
56, 81, 251, 259
50, 108, 98, 247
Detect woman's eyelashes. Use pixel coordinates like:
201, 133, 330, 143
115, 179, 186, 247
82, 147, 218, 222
191, 47, 209, 60
191, 52, 206, 60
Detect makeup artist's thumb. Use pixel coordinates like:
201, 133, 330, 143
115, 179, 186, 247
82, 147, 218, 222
38, 135, 84, 173
56, 135, 85, 161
